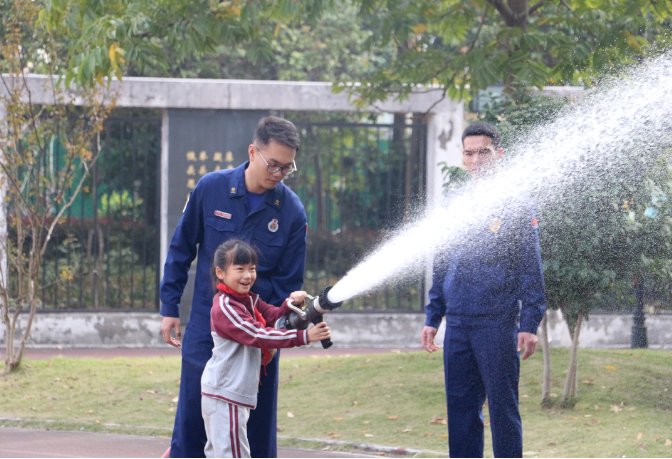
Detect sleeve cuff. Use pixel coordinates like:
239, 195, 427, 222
160, 304, 180, 318
519, 322, 540, 334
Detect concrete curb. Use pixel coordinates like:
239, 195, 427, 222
280, 435, 446, 457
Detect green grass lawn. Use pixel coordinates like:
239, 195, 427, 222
1, 348, 671, 457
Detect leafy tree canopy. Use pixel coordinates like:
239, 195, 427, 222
345, 0, 672, 103
143, 1, 394, 83
6, 0, 332, 87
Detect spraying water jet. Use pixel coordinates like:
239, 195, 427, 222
325, 49, 672, 306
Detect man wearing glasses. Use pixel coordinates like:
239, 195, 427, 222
160, 116, 307, 458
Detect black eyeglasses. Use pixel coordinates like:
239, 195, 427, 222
255, 147, 297, 176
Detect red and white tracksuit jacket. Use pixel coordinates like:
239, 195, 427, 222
201, 290, 308, 408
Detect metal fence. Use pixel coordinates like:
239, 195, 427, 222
40, 110, 161, 310
287, 115, 427, 312
40, 112, 427, 312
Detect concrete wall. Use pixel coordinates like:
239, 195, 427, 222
1, 311, 670, 349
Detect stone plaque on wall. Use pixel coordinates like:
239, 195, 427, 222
165, 109, 268, 321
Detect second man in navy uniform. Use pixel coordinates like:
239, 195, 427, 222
160, 116, 307, 458
421, 122, 547, 458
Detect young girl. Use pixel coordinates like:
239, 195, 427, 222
201, 239, 330, 458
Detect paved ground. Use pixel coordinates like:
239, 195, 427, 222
1, 347, 408, 458
0, 427, 375, 458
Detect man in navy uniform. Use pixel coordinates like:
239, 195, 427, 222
160, 116, 307, 457
421, 122, 547, 458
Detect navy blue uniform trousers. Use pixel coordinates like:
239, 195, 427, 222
443, 321, 522, 458
170, 325, 278, 458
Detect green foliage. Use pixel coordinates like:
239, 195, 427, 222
3, 0, 391, 86
99, 190, 144, 219
479, 93, 568, 148
349, 0, 672, 104
31, 0, 337, 87
438, 163, 470, 196
150, 1, 393, 83
540, 146, 672, 322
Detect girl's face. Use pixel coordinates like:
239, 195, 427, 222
216, 262, 257, 295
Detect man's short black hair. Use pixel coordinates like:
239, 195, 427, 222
254, 116, 301, 151
462, 122, 501, 147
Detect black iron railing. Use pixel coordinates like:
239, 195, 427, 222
39, 111, 427, 312
40, 110, 161, 311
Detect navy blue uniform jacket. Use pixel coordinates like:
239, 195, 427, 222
425, 207, 546, 333
160, 162, 307, 328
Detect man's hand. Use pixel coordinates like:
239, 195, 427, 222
161, 316, 182, 348
421, 326, 440, 353
517, 331, 538, 360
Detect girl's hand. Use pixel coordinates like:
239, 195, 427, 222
307, 322, 330, 343
289, 290, 308, 306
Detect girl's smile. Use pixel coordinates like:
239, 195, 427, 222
216, 263, 257, 295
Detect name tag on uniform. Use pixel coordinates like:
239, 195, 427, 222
214, 210, 232, 219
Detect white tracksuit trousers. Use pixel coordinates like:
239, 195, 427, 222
202, 396, 251, 458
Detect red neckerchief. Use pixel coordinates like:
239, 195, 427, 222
216, 282, 274, 372
216, 282, 249, 298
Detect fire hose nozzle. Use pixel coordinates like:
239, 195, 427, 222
275, 285, 343, 349
312, 286, 343, 313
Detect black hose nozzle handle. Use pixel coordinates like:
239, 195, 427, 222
311, 313, 333, 349
311, 286, 341, 349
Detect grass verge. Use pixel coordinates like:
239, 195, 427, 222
1, 348, 671, 457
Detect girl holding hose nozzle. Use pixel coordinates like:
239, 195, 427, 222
201, 239, 330, 458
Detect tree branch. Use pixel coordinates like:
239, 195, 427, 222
488, 0, 516, 23
40, 131, 106, 257
529, 1, 545, 15
488, 0, 529, 27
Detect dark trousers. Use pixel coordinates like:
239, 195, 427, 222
443, 322, 522, 458
170, 327, 279, 458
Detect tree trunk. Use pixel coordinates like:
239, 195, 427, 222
540, 312, 552, 407
561, 312, 583, 407
2, 300, 15, 374
6, 236, 42, 373
631, 274, 648, 348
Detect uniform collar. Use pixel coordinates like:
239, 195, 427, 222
227, 163, 248, 198
229, 162, 283, 209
